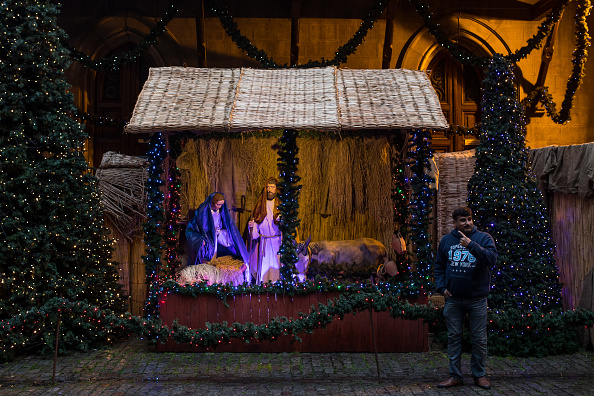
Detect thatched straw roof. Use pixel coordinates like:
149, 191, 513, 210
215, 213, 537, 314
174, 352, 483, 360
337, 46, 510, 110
124, 66, 448, 134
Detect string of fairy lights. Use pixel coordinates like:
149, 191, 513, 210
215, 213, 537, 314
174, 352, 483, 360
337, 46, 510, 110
3, 0, 594, 361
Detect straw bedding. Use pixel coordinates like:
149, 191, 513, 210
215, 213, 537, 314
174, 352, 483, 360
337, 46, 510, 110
176, 256, 246, 286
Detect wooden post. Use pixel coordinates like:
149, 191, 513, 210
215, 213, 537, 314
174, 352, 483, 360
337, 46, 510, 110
290, 0, 301, 67
195, 0, 207, 67
381, 0, 399, 69
52, 305, 62, 383
527, 10, 563, 118
369, 307, 381, 383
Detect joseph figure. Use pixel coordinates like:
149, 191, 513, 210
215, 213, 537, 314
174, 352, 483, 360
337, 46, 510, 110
248, 178, 282, 283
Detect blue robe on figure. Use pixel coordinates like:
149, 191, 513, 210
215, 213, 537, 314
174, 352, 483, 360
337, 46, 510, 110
185, 192, 249, 267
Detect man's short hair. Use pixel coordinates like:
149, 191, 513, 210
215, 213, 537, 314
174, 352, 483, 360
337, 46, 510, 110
452, 207, 473, 220
211, 192, 225, 204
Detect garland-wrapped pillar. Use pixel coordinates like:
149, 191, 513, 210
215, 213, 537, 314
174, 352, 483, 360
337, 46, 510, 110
163, 135, 182, 278
143, 133, 166, 317
408, 129, 435, 289
276, 129, 302, 280
390, 132, 412, 277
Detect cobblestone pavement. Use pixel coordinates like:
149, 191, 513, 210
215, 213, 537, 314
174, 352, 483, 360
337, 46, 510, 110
1, 338, 593, 395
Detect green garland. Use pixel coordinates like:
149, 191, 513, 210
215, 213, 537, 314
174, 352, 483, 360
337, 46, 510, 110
410, 0, 590, 125
521, 0, 591, 124
70, 108, 128, 128
447, 124, 480, 137
161, 278, 423, 303
408, 129, 435, 289
207, 0, 389, 68
67, 0, 181, 71
408, 0, 569, 67
4, 291, 594, 361
167, 291, 438, 346
276, 129, 302, 279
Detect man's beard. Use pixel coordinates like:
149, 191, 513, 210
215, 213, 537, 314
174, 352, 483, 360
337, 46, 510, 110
267, 192, 276, 200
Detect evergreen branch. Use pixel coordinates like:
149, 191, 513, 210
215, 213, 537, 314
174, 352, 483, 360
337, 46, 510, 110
207, 0, 388, 68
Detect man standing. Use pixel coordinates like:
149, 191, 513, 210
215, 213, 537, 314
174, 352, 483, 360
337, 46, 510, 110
186, 192, 249, 272
248, 178, 282, 283
434, 207, 497, 390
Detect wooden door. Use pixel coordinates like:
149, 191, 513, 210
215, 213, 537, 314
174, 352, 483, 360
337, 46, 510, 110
428, 50, 481, 153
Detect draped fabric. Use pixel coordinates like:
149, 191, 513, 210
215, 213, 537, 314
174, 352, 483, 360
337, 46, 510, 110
185, 192, 250, 267
530, 143, 594, 198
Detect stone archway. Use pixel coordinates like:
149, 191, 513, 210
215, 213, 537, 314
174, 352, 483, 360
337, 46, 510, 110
397, 13, 511, 71
66, 13, 187, 166
396, 14, 516, 153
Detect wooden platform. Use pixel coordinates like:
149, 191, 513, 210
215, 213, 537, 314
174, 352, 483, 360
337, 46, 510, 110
156, 292, 428, 353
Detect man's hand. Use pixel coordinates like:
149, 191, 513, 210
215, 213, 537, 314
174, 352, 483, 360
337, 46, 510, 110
460, 234, 471, 247
248, 220, 255, 228
443, 289, 452, 298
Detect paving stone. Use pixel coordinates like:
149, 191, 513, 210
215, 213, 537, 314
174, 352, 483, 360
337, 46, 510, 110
1, 339, 593, 395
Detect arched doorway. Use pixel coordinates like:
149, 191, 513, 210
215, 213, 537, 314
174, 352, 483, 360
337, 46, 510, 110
428, 49, 482, 152
91, 46, 151, 167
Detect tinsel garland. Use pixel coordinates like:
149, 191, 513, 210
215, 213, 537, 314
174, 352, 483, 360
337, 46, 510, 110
521, 0, 591, 124
67, 0, 181, 71
276, 129, 302, 279
143, 133, 167, 318
408, 129, 435, 289
207, 0, 388, 68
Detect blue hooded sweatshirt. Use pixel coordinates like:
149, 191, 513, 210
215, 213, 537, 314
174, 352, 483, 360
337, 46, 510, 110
434, 226, 497, 298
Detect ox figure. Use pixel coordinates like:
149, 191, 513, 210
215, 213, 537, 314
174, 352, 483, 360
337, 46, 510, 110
295, 237, 387, 281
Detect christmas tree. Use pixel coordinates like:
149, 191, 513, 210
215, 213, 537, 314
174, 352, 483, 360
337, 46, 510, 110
468, 54, 563, 312
0, 0, 125, 357
467, 54, 570, 355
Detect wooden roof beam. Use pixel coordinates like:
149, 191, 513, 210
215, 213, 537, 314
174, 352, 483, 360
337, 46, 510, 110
530, 0, 557, 20
195, 0, 207, 67
291, 0, 301, 67
382, 0, 399, 69
527, 8, 563, 117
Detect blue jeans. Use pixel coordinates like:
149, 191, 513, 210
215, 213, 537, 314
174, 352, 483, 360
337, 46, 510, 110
443, 296, 488, 380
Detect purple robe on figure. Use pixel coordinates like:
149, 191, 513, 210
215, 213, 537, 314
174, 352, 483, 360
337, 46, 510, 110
185, 192, 249, 267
